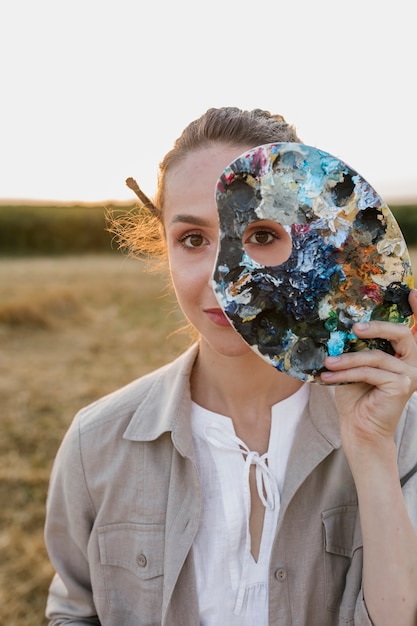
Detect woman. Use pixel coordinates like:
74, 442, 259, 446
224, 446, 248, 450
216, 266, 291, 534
45, 108, 417, 625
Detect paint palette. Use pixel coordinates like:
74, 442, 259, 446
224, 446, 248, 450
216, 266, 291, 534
212, 143, 413, 383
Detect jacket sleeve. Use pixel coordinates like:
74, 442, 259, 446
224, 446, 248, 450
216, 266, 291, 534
353, 393, 417, 626
44, 413, 100, 625
398, 394, 417, 534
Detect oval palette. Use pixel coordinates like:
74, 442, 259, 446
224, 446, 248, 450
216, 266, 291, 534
212, 143, 413, 383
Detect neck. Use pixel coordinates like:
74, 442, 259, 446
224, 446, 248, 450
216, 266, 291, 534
191, 338, 303, 424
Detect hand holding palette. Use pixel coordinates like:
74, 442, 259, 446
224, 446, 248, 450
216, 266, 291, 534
212, 143, 413, 383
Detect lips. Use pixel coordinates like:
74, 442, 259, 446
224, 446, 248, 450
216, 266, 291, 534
204, 308, 232, 327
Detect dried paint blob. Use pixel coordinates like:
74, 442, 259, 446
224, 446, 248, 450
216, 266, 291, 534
212, 143, 413, 383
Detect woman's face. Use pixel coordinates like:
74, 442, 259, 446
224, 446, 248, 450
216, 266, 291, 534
163, 143, 259, 357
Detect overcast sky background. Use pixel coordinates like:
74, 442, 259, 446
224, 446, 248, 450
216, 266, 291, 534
1, 0, 416, 205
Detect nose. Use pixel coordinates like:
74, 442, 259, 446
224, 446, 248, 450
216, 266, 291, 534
207, 250, 218, 288
207, 270, 214, 288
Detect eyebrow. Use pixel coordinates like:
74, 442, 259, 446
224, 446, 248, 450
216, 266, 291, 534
168, 214, 212, 227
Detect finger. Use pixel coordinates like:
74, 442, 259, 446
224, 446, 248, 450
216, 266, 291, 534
322, 344, 417, 386
326, 348, 399, 368
408, 289, 417, 336
324, 349, 410, 377
322, 347, 417, 392
352, 321, 417, 359
321, 361, 412, 393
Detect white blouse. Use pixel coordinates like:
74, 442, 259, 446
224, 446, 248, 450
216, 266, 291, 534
191, 383, 310, 625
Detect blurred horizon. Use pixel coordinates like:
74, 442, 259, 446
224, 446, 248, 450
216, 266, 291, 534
2, 191, 417, 208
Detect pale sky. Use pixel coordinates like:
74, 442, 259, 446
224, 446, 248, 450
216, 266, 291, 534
1, 0, 416, 205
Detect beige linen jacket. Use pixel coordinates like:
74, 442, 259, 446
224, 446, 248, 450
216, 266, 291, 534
45, 344, 417, 626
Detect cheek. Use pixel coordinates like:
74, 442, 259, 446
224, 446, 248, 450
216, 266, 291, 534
168, 241, 215, 286
169, 256, 206, 302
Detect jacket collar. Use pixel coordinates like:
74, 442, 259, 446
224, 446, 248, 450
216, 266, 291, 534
123, 343, 341, 461
122, 344, 199, 456
279, 383, 342, 521
308, 383, 341, 449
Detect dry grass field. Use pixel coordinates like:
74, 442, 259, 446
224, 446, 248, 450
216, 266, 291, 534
1, 250, 417, 625
0, 254, 192, 625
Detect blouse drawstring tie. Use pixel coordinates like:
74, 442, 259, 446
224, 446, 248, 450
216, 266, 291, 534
204, 423, 280, 615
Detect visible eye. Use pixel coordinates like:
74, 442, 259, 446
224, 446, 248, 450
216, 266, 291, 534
245, 229, 278, 246
242, 221, 292, 266
178, 231, 208, 249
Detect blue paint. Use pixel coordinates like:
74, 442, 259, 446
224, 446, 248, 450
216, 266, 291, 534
327, 331, 347, 356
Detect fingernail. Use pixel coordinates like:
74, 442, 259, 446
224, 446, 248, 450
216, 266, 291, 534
326, 356, 341, 363
355, 322, 369, 330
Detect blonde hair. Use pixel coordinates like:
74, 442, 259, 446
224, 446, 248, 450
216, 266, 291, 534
109, 107, 300, 264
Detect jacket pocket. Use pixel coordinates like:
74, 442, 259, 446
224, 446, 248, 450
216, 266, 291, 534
322, 505, 362, 616
97, 522, 165, 621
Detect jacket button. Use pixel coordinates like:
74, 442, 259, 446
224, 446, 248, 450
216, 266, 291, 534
275, 567, 287, 582
137, 553, 147, 568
